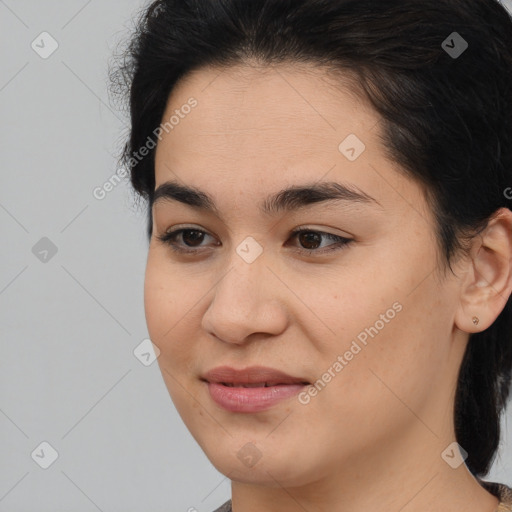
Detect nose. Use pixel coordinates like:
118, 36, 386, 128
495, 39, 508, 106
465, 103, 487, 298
201, 252, 289, 345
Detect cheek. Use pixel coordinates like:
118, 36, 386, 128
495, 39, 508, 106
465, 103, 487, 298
144, 251, 186, 346
143, 250, 209, 367
313, 263, 449, 410
143, 262, 168, 341
325, 290, 449, 426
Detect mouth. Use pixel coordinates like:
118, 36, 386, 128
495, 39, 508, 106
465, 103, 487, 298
201, 365, 310, 387
215, 381, 309, 388
201, 368, 311, 413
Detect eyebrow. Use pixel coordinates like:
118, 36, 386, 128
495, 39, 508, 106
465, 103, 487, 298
152, 179, 382, 217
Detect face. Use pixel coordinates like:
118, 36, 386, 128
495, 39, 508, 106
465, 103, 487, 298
145, 63, 466, 488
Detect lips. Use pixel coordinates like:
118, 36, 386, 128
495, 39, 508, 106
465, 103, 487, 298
202, 366, 310, 413
201, 365, 310, 387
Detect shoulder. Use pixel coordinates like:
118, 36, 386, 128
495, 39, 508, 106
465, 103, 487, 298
478, 479, 512, 512
212, 499, 232, 512
496, 483, 512, 512
208, 484, 512, 512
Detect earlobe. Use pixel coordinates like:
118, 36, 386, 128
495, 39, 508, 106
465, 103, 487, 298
454, 207, 512, 334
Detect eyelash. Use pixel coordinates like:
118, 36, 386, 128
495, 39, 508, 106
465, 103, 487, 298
156, 226, 353, 256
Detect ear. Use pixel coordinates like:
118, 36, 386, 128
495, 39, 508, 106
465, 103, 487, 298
454, 207, 512, 333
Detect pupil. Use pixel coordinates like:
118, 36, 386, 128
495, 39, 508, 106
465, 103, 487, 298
183, 230, 204, 247
300, 232, 320, 250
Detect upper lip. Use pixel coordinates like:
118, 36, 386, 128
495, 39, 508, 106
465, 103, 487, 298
202, 366, 310, 385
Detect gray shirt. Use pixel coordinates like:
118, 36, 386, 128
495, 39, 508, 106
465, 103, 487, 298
210, 481, 512, 512
212, 500, 231, 512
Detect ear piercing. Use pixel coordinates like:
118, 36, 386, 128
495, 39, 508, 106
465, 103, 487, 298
472, 316, 479, 325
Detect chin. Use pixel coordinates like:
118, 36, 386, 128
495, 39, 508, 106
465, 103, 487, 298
200, 437, 321, 488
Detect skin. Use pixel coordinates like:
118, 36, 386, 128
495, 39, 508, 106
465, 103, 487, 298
145, 62, 512, 512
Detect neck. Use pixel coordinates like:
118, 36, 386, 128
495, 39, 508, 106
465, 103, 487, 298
230, 425, 500, 512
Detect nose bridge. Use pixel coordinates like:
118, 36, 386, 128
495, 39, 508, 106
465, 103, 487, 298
201, 239, 288, 344
221, 233, 269, 301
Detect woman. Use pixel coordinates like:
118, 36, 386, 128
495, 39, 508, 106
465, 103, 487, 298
111, 0, 512, 510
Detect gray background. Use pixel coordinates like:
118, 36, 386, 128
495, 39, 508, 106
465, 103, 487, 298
1, 1, 511, 511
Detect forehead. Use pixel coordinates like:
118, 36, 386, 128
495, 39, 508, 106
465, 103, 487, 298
163, 64, 369, 142
152, 63, 427, 221
156, 64, 377, 171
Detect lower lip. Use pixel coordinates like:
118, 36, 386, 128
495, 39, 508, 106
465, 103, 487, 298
206, 381, 308, 413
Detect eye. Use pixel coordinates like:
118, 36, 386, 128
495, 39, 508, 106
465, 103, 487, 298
156, 227, 218, 254
287, 227, 353, 254
156, 226, 353, 256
